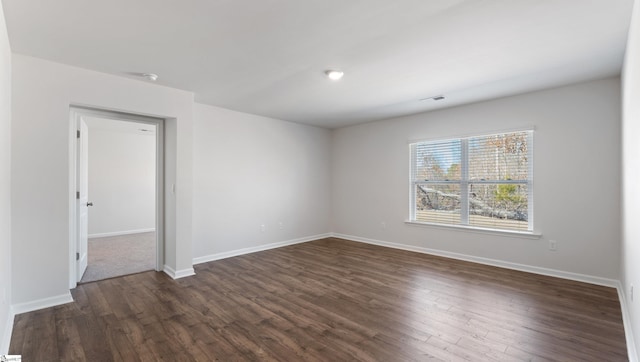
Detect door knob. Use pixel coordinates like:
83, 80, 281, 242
86, 202, 93, 207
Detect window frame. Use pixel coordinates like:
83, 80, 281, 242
409, 130, 534, 233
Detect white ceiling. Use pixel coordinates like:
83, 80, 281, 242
1, 0, 634, 128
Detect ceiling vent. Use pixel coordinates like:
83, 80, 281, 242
420, 95, 445, 101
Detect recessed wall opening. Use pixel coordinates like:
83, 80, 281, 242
69, 107, 165, 288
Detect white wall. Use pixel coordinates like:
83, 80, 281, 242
0, 2, 11, 354
332, 77, 621, 280
11, 54, 194, 306
192, 103, 331, 259
87, 126, 155, 237
622, 0, 640, 359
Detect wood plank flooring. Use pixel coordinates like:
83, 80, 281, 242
10, 237, 628, 361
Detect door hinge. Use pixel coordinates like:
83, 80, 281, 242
77, 130, 80, 138
76, 191, 80, 199
76, 252, 79, 261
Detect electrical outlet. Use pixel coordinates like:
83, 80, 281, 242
549, 240, 557, 251
381, 221, 386, 229
631, 285, 634, 302
278, 221, 283, 230
260, 224, 266, 232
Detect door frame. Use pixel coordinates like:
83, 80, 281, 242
76, 117, 89, 282
68, 106, 166, 288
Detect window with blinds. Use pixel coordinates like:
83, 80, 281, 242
410, 130, 533, 232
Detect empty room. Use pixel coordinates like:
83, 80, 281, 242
1, 0, 640, 361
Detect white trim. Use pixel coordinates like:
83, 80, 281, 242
68, 109, 79, 289
154, 121, 165, 272
527, 131, 534, 231
616, 281, 638, 362
163, 265, 195, 279
88, 228, 156, 238
11, 293, 74, 316
404, 220, 542, 239
193, 233, 332, 265
0, 307, 14, 354
407, 125, 536, 144
331, 233, 618, 288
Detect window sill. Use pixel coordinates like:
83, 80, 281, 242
404, 220, 542, 239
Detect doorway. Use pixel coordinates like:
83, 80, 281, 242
69, 107, 165, 287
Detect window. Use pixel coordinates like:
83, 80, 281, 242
410, 130, 533, 232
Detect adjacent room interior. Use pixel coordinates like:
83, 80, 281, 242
1, 0, 640, 360
80, 117, 157, 283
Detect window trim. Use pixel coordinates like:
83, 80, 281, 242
404, 219, 542, 239
409, 129, 534, 233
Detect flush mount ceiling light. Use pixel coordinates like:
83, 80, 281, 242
142, 73, 159, 81
325, 70, 344, 81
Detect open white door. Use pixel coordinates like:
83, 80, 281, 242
76, 118, 89, 282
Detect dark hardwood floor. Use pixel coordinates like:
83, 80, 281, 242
10, 237, 627, 361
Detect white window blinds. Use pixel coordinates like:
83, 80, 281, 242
410, 130, 533, 232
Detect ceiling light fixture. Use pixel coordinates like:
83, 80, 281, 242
142, 73, 159, 81
325, 70, 344, 81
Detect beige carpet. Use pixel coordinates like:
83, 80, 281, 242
80, 231, 156, 283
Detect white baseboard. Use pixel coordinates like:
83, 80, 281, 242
331, 233, 619, 288
89, 228, 155, 238
616, 282, 638, 362
1, 306, 14, 355
192, 233, 332, 265
163, 265, 195, 279
11, 292, 74, 316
